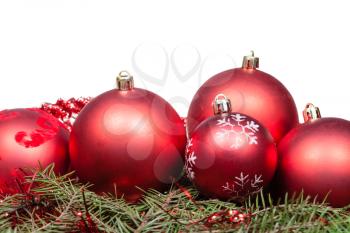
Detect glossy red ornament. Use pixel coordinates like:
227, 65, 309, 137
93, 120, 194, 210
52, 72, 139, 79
187, 52, 298, 142
69, 71, 186, 202
276, 104, 350, 207
185, 94, 277, 201
0, 108, 70, 194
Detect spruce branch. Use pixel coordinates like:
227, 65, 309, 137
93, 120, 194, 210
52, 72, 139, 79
1, 164, 350, 232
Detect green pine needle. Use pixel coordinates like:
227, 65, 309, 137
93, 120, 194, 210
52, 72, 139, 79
0, 164, 349, 233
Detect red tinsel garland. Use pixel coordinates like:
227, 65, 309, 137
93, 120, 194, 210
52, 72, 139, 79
40, 97, 92, 131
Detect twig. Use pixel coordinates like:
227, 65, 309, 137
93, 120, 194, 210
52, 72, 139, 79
33, 187, 83, 232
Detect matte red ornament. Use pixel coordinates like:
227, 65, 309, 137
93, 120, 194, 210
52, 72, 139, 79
69, 71, 186, 202
0, 108, 70, 194
276, 103, 350, 207
185, 94, 277, 201
187, 51, 298, 143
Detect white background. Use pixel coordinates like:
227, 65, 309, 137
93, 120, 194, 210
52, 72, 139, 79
0, 0, 349, 121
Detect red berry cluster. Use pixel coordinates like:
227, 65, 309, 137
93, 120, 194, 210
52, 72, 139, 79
40, 97, 91, 131
205, 209, 251, 227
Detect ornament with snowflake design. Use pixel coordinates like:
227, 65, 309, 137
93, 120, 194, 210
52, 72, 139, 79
185, 94, 277, 201
184, 138, 197, 180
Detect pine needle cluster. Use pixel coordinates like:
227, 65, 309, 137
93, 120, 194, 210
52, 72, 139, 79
0, 165, 350, 233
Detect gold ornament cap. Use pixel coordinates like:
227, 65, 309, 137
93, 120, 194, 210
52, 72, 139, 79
303, 103, 321, 122
242, 50, 259, 69
116, 71, 134, 91
213, 94, 232, 115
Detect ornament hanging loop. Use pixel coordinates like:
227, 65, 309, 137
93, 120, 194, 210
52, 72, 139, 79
303, 103, 321, 122
213, 94, 232, 115
242, 50, 259, 69
116, 71, 134, 91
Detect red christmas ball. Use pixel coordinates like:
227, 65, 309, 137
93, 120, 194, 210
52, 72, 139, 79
0, 108, 70, 194
276, 104, 350, 207
185, 94, 277, 201
187, 52, 298, 143
69, 71, 186, 202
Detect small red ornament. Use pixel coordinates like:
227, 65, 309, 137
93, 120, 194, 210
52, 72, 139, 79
187, 51, 298, 143
69, 71, 186, 202
276, 103, 350, 207
185, 94, 277, 201
0, 108, 69, 194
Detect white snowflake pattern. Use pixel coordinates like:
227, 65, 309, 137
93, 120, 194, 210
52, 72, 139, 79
216, 113, 260, 149
184, 138, 196, 180
222, 172, 264, 199
251, 174, 263, 188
